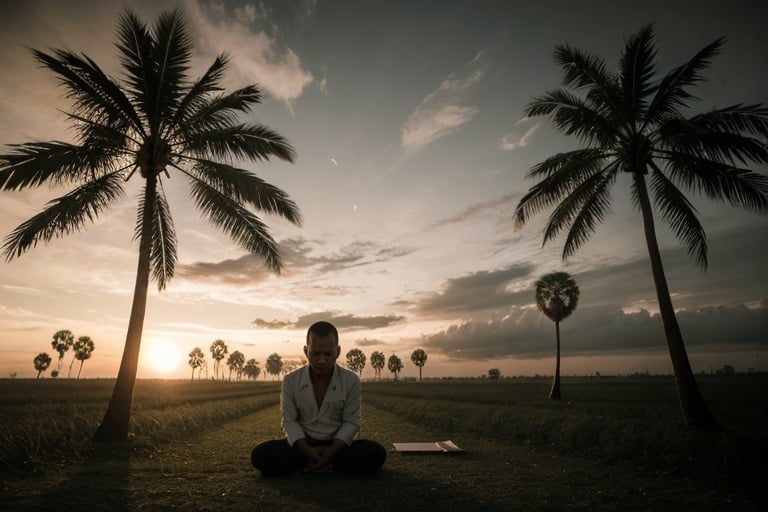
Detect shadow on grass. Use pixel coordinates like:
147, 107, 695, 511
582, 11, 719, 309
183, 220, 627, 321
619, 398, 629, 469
1, 442, 131, 512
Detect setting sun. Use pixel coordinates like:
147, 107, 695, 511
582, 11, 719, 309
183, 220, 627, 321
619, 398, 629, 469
144, 342, 183, 374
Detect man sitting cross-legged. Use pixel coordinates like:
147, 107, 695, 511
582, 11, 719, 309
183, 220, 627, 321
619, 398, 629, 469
251, 321, 386, 476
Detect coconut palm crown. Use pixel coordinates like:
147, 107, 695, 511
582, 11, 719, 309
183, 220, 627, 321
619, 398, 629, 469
514, 24, 768, 427
0, 8, 301, 440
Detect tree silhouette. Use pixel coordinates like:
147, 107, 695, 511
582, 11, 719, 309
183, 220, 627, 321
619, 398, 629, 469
345, 348, 366, 377
209, 339, 228, 381
370, 351, 385, 381
188, 347, 205, 382
410, 348, 428, 382
514, 25, 768, 428
72, 336, 95, 379
50, 330, 74, 375
244, 358, 261, 381
488, 368, 501, 380
265, 353, 283, 380
226, 350, 245, 381
33, 352, 52, 379
535, 272, 579, 400
387, 354, 403, 381
0, 8, 301, 441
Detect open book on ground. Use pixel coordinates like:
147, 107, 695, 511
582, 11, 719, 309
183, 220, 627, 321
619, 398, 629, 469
392, 440, 466, 454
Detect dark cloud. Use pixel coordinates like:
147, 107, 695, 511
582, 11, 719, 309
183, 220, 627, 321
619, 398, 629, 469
177, 254, 271, 285
422, 302, 768, 361
252, 311, 406, 331
415, 264, 535, 316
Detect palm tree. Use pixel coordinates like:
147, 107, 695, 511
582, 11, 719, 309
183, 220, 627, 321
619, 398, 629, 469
72, 336, 95, 379
244, 358, 261, 381
188, 347, 205, 382
50, 330, 74, 375
410, 348, 428, 382
33, 352, 52, 379
0, 8, 301, 441
387, 354, 403, 381
266, 353, 283, 380
345, 348, 366, 377
226, 350, 245, 381
534, 272, 579, 400
210, 340, 228, 381
370, 351, 385, 381
514, 25, 768, 427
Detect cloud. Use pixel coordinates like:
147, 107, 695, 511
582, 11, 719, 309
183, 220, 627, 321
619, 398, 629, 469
421, 302, 768, 361
414, 264, 535, 317
354, 337, 385, 347
499, 117, 541, 151
252, 312, 406, 331
177, 254, 272, 285
427, 192, 520, 230
186, 1, 314, 103
400, 50, 488, 150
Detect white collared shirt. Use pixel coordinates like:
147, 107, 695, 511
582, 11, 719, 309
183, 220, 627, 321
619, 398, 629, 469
280, 363, 361, 446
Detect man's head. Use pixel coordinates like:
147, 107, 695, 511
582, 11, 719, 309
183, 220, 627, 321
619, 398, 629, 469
304, 321, 340, 377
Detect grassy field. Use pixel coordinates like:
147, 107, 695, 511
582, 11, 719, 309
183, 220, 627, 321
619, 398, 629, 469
0, 375, 766, 511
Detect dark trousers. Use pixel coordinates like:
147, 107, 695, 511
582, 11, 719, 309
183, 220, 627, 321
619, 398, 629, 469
251, 438, 386, 476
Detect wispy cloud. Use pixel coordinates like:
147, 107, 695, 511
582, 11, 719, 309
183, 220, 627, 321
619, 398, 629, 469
253, 312, 405, 331
400, 50, 489, 150
499, 117, 541, 151
427, 192, 520, 230
187, 1, 314, 103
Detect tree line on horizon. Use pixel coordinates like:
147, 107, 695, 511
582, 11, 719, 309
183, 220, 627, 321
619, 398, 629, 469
185, 341, 430, 383
1, 7, 766, 440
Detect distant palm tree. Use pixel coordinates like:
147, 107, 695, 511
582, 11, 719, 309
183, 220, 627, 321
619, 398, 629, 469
188, 347, 205, 382
210, 340, 228, 381
370, 351, 385, 381
345, 348, 366, 377
244, 358, 261, 381
0, 8, 300, 441
50, 330, 74, 375
387, 355, 403, 381
226, 350, 245, 381
410, 349, 428, 382
72, 336, 95, 379
265, 353, 283, 380
33, 352, 52, 379
514, 25, 768, 428
535, 272, 579, 400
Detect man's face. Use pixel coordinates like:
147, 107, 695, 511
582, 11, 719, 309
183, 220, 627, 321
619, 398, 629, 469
304, 334, 340, 377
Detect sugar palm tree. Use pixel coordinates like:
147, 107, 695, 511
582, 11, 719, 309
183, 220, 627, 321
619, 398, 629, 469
410, 348, 428, 382
535, 272, 579, 400
50, 330, 74, 375
209, 339, 228, 381
33, 352, 52, 379
370, 351, 385, 381
226, 350, 245, 381
0, 8, 301, 441
188, 347, 205, 382
514, 25, 768, 428
73, 335, 95, 379
387, 354, 403, 381
345, 348, 366, 377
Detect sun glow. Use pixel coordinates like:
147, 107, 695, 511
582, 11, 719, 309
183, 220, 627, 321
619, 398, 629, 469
144, 341, 183, 374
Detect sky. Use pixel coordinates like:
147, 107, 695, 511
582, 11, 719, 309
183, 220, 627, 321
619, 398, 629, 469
1, 0, 767, 380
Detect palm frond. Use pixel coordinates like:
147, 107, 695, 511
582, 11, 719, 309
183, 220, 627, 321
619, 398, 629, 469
32, 49, 142, 133
688, 104, 768, 136
134, 181, 177, 290
662, 153, 768, 213
183, 124, 296, 163
619, 24, 657, 124
554, 43, 621, 118
526, 89, 618, 145
187, 159, 302, 224
2, 172, 124, 260
552, 173, 616, 258
174, 86, 262, 137
189, 179, 282, 273
169, 55, 228, 132
116, 8, 156, 126
153, 7, 193, 127
645, 37, 724, 127
647, 164, 708, 268
0, 142, 116, 190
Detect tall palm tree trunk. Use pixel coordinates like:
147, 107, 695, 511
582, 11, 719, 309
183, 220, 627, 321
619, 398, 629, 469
633, 173, 718, 429
93, 177, 156, 442
549, 321, 562, 400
